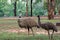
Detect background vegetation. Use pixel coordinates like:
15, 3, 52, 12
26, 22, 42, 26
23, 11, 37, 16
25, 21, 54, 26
0, 0, 60, 17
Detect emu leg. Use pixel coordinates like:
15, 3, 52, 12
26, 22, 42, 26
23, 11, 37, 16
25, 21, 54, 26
18, 30, 20, 34
31, 28, 34, 36
17, 28, 20, 34
48, 31, 50, 40
28, 27, 30, 35
51, 31, 54, 40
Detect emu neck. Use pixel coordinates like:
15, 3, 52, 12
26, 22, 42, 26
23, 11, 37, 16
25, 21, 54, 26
38, 16, 41, 26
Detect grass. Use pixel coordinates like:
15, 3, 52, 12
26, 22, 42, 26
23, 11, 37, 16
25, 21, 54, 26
0, 32, 60, 40
0, 18, 60, 40
41, 19, 60, 23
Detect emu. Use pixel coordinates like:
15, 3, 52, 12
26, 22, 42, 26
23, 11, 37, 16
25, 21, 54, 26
37, 15, 58, 40
17, 16, 39, 36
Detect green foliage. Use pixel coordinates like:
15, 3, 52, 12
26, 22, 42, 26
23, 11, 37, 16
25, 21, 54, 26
44, 1, 48, 10
33, 2, 45, 16
0, 0, 14, 17
0, 10, 4, 17
34, 0, 42, 4
0, 0, 7, 17
55, 0, 60, 13
16, 0, 26, 16
0, 0, 59, 17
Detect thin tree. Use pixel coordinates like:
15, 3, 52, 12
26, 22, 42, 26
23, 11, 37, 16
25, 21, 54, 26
14, 0, 17, 16
26, 0, 28, 17
31, 0, 33, 17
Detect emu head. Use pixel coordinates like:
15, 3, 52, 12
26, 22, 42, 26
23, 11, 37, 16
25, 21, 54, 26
37, 15, 39, 17
19, 16, 21, 18
37, 15, 40, 20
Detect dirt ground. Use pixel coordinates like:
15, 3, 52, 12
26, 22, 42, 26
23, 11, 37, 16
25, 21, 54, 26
1, 28, 59, 35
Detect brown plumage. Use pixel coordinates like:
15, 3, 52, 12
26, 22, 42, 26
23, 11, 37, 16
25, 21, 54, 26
18, 16, 39, 35
37, 15, 58, 40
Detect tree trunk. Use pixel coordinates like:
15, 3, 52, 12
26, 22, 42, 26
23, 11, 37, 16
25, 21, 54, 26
48, 0, 51, 20
58, 10, 60, 15
14, 1, 17, 16
47, 0, 55, 20
26, 0, 28, 17
31, 0, 33, 17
